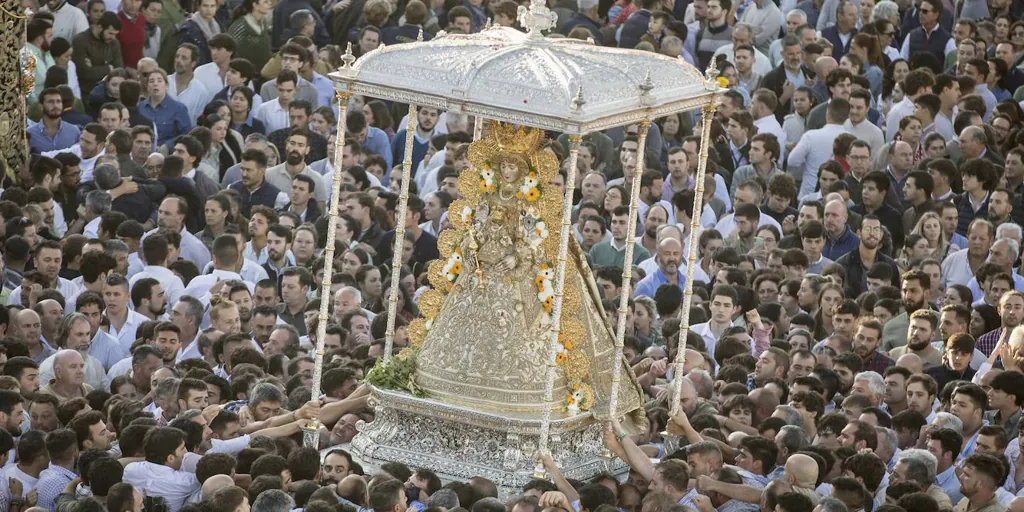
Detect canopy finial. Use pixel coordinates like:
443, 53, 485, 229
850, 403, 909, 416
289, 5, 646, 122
342, 43, 356, 68
517, 0, 558, 39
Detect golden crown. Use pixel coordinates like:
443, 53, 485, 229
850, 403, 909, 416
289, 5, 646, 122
487, 121, 544, 156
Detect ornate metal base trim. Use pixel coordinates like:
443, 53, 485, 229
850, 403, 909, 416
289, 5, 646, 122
351, 387, 627, 497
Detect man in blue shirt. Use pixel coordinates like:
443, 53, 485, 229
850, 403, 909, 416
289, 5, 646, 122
139, 69, 193, 151
28, 88, 81, 154
348, 110, 392, 173
634, 237, 685, 298
392, 107, 441, 182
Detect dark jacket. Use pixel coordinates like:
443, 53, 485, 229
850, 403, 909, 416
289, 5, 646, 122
618, 9, 651, 50
852, 202, 905, 249
836, 246, 900, 299
229, 180, 283, 218
820, 25, 855, 61
926, 363, 976, 393
560, 12, 602, 42
381, 24, 433, 45
73, 30, 124, 106
761, 64, 813, 122
175, 19, 213, 66
271, 0, 330, 49
714, 140, 749, 177
281, 200, 322, 224
159, 176, 205, 231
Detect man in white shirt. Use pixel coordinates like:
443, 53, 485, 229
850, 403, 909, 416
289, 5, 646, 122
103, 274, 151, 353
788, 98, 851, 198
715, 179, 783, 237
886, 69, 935, 141
712, 23, 773, 75
7, 240, 80, 307
3, 430, 47, 504
123, 427, 202, 512
168, 44, 213, 125
184, 236, 246, 303
193, 34, 233, 96
129, 232, 187, 306
750, 90, 787, 163
42, 124, 106, 182
40, 0, 89, 41
142, 197, 212, 272
254, 71, 299, 135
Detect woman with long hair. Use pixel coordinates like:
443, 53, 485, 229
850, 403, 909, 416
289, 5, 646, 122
1011, 21, 1024, 53
873, 115, 921, 172
880, 58, 909, 115
812, 282, 845, 341
911, 211, 958, 262
656, 112, 687, 169
364, 100, 395, 140
227, 0, 273, 73
851, 33, 884, 97
898, 233, 931, 272
228, 86, 266, 137
633, 295, 661, 346
310, 106, 335, 139
204, 113, 244, 180
200, 194, 237, 251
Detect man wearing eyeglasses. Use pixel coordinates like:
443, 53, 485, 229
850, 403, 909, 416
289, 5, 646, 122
900, 0, 955, 65
259, 42, 319, 107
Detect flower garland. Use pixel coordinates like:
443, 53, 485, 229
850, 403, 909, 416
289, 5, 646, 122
566, 383, 594, 415
441, 247, 464, 292
516, 169, 541, 202
479, 164, 496, 193
523, 210, 548, 249
536, 263, 555, 322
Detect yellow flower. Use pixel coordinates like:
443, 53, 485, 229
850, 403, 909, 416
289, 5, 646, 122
450, 261, 463, 274
535, 276, 546, 289
563, 340, 574, 351
479, 181, 487, 192
565, 395, 575, 406
524, 188, 540, 202
542, 297, 554, 313
716, 76, 729, 88
555, 353, 567, 365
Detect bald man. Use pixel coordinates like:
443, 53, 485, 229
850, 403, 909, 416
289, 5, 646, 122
337, 475, 368, 506
39, 350, 92, 401
202, 474, 235, 498
13, 309, 55, 364
634, 238, 683, 298
959, 126, 1004, 167
783, 454, 821, 504
896, 353, 923, 375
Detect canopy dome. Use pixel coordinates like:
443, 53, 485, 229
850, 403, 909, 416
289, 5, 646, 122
330, 2, 719, 133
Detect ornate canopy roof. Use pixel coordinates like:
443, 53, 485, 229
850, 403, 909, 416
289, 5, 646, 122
329, 0, 720, 133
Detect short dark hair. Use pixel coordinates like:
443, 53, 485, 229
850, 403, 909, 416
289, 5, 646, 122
143, 427, 187, 465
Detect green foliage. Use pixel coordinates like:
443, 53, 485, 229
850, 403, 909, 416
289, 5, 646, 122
365, 352, 425, 397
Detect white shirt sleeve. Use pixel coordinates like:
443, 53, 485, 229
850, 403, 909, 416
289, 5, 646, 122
208, 434, 251, 455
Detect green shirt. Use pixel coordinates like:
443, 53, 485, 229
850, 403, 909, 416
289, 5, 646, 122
588, 240, 650, 268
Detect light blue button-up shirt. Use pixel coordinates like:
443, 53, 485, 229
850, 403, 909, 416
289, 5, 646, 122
937, 465, 963, 504
27, 120, 80, 154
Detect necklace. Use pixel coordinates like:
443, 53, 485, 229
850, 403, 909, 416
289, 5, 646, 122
498, 186, 516, 201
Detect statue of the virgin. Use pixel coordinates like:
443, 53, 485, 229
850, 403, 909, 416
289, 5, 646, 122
406, 121, 646, 429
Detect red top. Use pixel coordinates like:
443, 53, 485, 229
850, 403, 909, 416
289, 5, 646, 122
117, 10, 148, 69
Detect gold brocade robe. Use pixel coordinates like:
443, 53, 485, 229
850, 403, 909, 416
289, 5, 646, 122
414, 195, 646, 427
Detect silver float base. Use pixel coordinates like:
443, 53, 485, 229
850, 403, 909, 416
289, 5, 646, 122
350, 387, 627, 498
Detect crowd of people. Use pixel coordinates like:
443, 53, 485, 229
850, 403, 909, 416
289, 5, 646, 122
12, 0, 1024, 511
